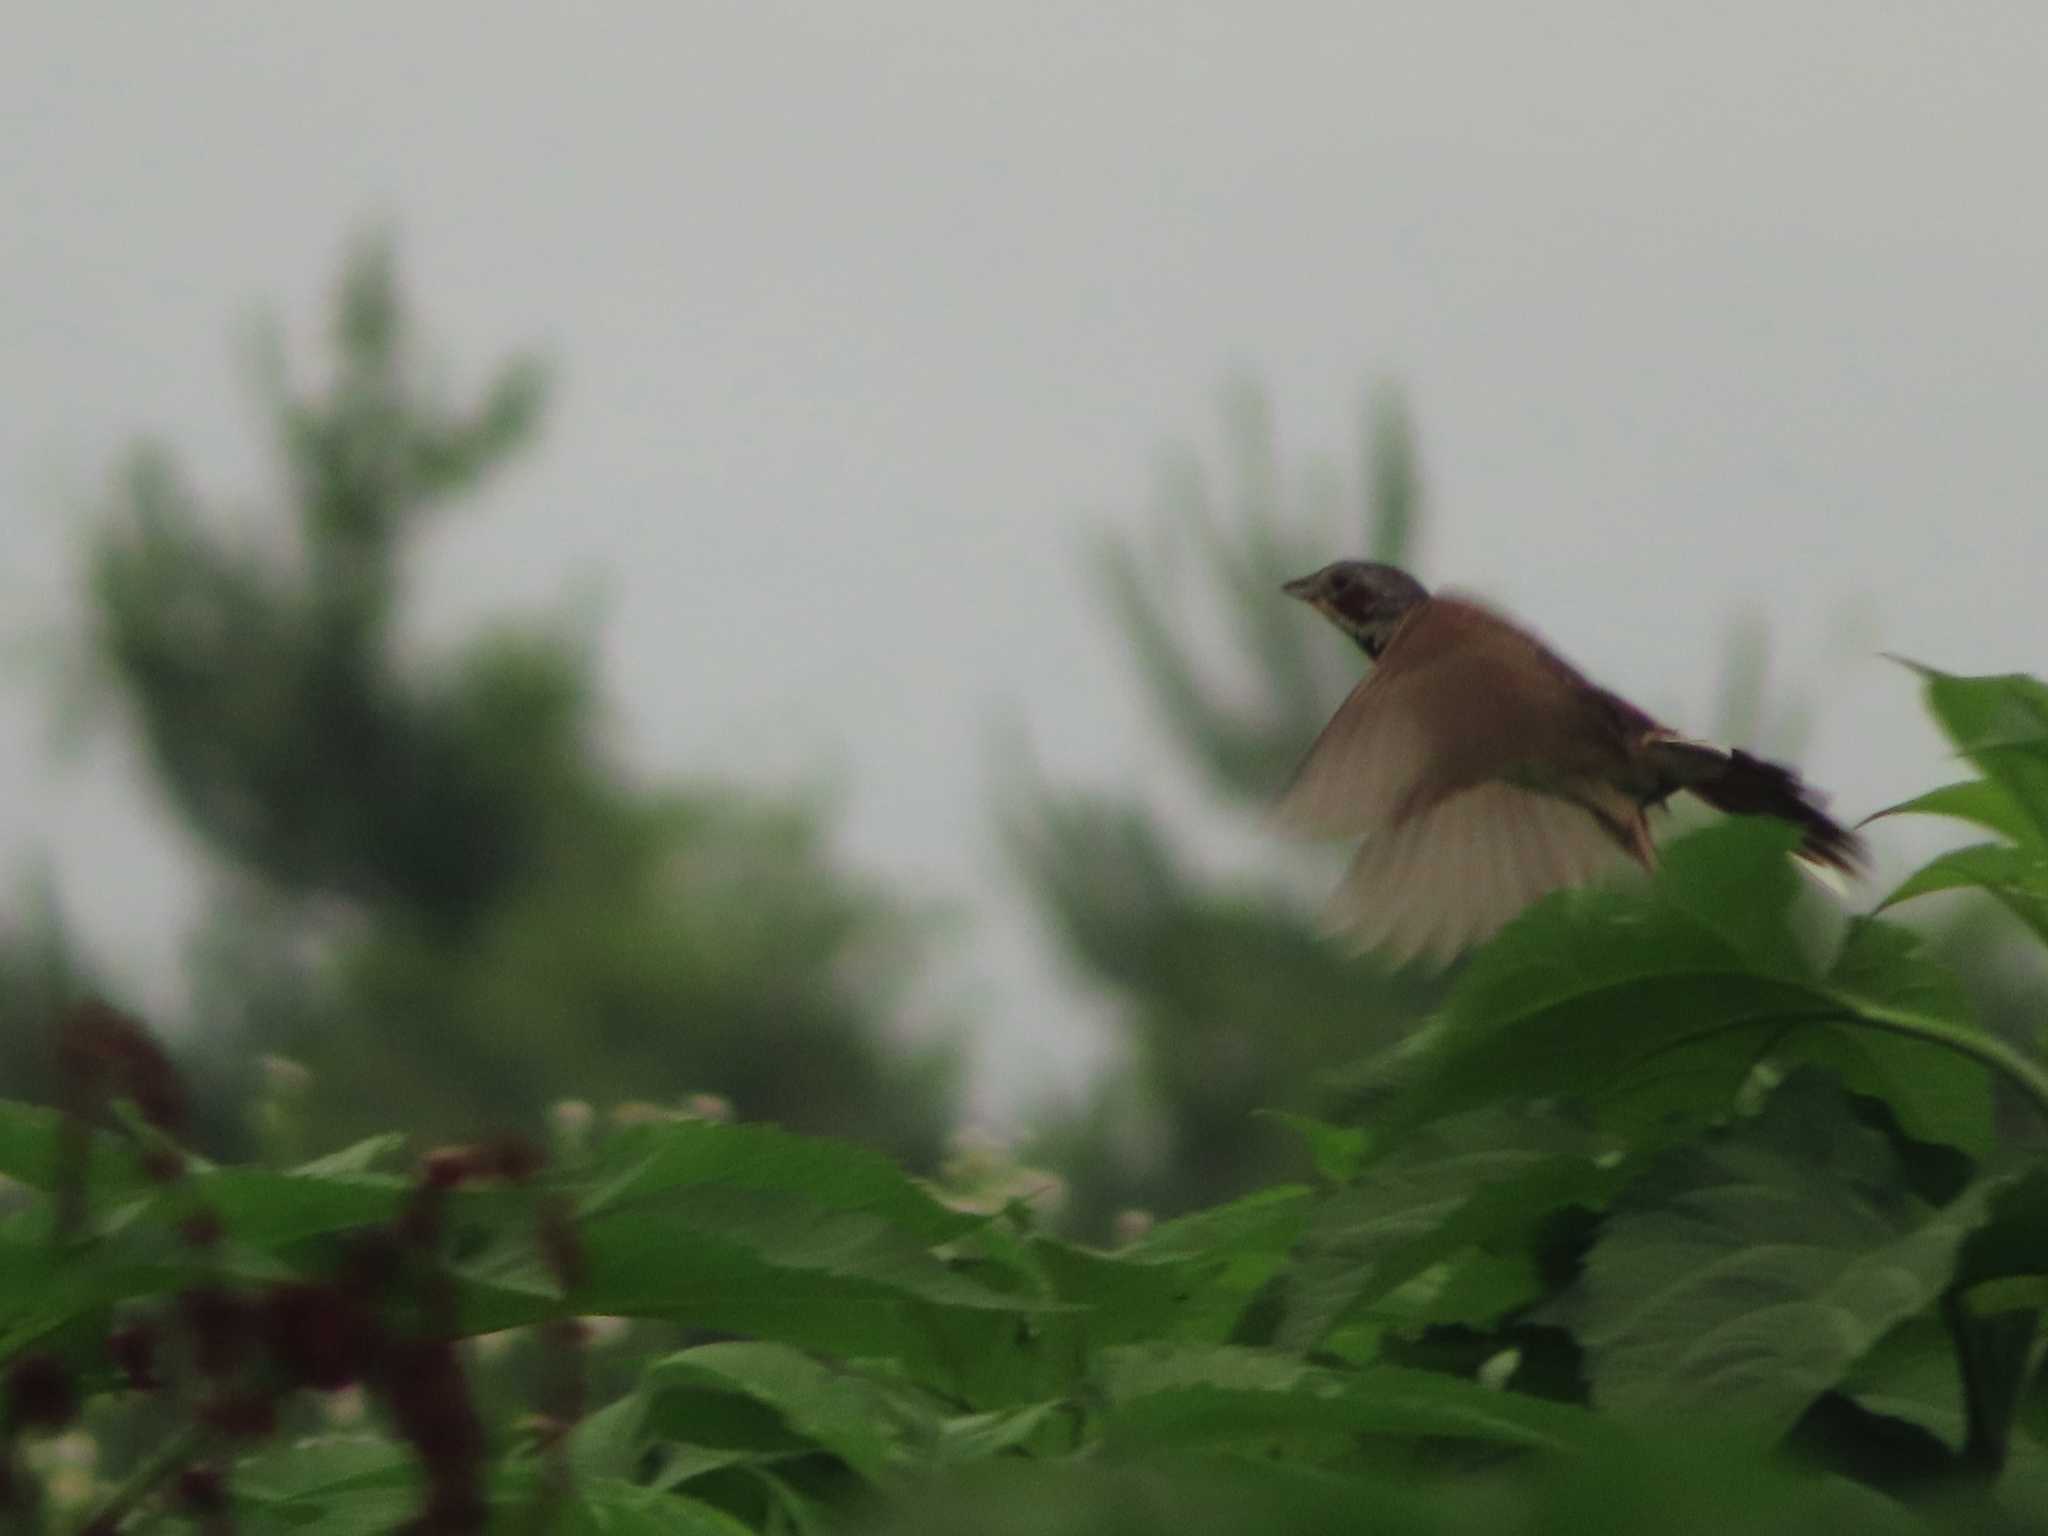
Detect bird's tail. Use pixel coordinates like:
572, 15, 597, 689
1643, 734, 1864, 875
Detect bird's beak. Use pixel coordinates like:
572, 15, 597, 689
1281, 575, 1317, 602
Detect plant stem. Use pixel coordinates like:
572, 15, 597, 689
1943, 1290, 2037, 1478
1848, 1001, 2048, 1133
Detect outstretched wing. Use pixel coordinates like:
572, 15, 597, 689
1325, 781, 1632, 967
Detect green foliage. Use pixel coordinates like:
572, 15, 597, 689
6, 669, 2048, 1531
1542, 1072, 2002, 1437
69, 239, 957, 1164
1374, 820, 2007, 1158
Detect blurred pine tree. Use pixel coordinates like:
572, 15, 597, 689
76, 240, 958, 1164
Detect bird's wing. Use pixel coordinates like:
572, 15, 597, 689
1272, 666, 1433, 836
1325, 781, 1631, 967
1275, 597, 1610, 839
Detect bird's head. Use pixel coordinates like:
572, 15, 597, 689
1282, 560, 1431, 658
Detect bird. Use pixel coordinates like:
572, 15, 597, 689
1277, 560, 1862, 965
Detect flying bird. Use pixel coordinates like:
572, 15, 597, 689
1278, 561, 1861, 965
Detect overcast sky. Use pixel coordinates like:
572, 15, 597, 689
5, 4, 2045, 1120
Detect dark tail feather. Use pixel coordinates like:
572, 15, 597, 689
1685, 748, 1865, 874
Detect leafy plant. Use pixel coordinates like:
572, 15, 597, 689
5, 666, 2048, 1531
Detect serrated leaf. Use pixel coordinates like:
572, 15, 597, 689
0, 1100, 147, 1204
577, 1119, 975, 1245
1392, 822, 2006, 1156
241, 1488, 428, 1536
1279, 1107, 1613, 1349
567, 1476, 761, 1536
1799, 918, 1994, 1160
291, 1133, 408, 1176
1096, 1346, 1614, 1457
233, 1436, 420, 1503
646, 1445, 762, 1494
1879, 842, 2048, 947
1837, 1310, 2048, 1515
179, 1165, 408, 1249
1542, 1072, 2005, 1441
931, 1400, 1067, 1462
444, 1188, 1043, 1399
645, 1342, 905, 1484
1911, 667, 2048, 844
1096, 1342, 1323, 1400
1259, 1111, 1367, 1182
844, 1454, 1439, 1536
1416, 1249, 1546, 1328
1862, 779, 2038, 847
569, 1394, 656, 1482
1129, 1185, 1314, 1263
1121, 1185, 1312, 1343
1652, 819, 1811, 977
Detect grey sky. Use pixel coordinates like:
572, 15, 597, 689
4, 4, 2045, 1118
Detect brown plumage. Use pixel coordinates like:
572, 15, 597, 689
1278, 561, 1861, 966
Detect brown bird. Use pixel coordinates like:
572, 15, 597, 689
1278, 561, 1861, 965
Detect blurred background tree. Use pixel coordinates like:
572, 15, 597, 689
0, 882, 90, 1105
1005, 378, 1445, 1237
69, 240, 959, 1164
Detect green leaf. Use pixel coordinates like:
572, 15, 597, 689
1957, 1164, 2048, 1292
0, 1099, 148, 1205
1095, 1342, 1323, 1400
1802, 918, 1994, 1161
1279, 1107, 1615, 1349
645, 1342, 904, 1485
845, 1454, 1440, 1536
930, 1400, 1068, 1463
241, 1489, 429, 1536
1129, 1185, 1314, 1263
1837, 1311, 2048, 1515
567, 1476, 761, 1536
1259, 1112, 1366, 1182
233, 1437, 420, 1504
291, 1133, 408, 1176
1391, 822, 2021, 1155
1028, 1233, 1212, 1350
1095, 1346, 1616, 1457
1401, 821, 1819, 1127
1878, 842, 2048, 947
645, 1445, 762, 1495
569, 1393, 656, 1482
1541, 1072, 2005, 1441
577, 1119, 976, 1245
1123, 1185, 1313, 1343
1652, 818, 1810, 978
179, 1165, 408, 1249
1963, 1275, 2048, 1313
1910, 667, 2048, 844
1862, 779, 2038, 847
444, 1185, 1043, 1400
